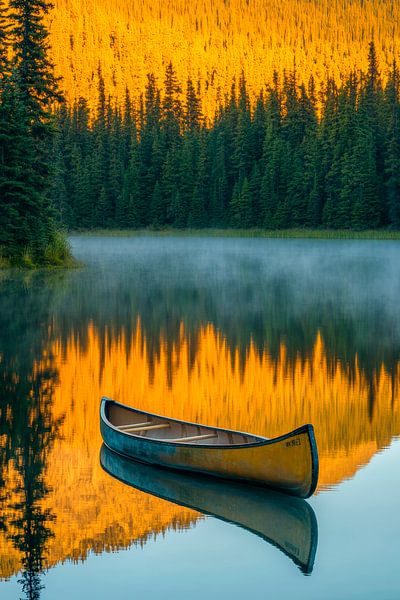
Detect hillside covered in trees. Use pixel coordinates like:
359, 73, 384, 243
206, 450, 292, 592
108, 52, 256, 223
53, 44, 400, 231
46, 0, 400, 117
2, 0, 400, 259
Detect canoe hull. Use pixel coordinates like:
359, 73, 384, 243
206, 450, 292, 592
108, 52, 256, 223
100, 444, 318, 574
100, 399, 318, 498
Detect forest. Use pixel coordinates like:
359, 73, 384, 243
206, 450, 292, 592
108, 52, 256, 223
53, 44, 400, 231
1, 0, 400, 267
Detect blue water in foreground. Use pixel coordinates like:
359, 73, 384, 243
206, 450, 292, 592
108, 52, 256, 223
1, 236, 400, 599
2, 439, 399, 599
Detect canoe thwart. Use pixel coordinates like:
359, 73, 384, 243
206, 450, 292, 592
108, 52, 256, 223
118, 421, 152, 430
124, 423, 170, 433
166, 433, 218, 443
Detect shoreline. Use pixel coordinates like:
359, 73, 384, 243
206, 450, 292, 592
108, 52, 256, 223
69, 228, 400, 241
3, 228, 400, 270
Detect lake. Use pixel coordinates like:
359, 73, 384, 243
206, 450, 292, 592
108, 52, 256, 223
1, 235, 400, 599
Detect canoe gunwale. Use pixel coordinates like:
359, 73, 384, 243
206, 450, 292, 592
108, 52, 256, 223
101, 397, 314, 451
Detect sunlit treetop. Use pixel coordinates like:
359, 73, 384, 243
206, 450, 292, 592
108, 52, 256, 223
35, 0, 400, 116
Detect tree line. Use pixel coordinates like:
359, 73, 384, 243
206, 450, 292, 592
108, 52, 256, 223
53, 43, 400, 231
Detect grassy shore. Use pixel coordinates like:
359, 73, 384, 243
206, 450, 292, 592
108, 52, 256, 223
70, 228, 400, 240
0, 232, 79, 270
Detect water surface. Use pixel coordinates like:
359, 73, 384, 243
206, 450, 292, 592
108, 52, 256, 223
1, 235, 400, 599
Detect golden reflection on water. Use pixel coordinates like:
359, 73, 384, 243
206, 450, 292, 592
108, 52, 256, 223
1, 322, 399, 579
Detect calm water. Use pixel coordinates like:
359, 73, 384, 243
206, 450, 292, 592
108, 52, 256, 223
1, 235, 400, 599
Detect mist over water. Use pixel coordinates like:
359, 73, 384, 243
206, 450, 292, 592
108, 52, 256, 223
68, 235, 400, 366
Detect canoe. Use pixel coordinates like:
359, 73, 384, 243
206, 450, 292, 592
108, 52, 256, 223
100, 397, 319, 498
100, 444, 318, 574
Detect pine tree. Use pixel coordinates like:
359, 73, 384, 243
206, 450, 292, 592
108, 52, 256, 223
121, 141, 144, 227
0, 82, 40, 258
10, 0, 63, 127
323, 72, 358, 228
0, 0, 10, 80
185, 77, 202, 132
319, 78, 339, 227
385, 60, 400, 228
150, 182, 164, 227
233, 72, 253, 178
174, 136, 195, 227
230, 177, 252, 228
249, 164, 261, 226
3, 0, 66, 263
208, 128, 228, 226
188, 186, 207, 228
162, 62, 182, 147
260, 80, 283, 227
353, 41, 384, 228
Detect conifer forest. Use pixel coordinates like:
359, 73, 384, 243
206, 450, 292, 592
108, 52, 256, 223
53, 48, 400, 231
1, 0, 400, 264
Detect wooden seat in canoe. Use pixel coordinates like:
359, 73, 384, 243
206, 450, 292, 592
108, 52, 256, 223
119, 423, 170, 433
166, 433, 218, 443
118, 422, 153, 430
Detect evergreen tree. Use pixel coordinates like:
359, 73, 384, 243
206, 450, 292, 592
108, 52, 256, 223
162, 62, 182, 147
173, 136, 195, 227
150, 181, 164, 227
208, 128, 228, 226
9, 0, 63, 121
188, 186, 207, 228
353, 41, 384, 228
260, 79, 283, 228
230, 177, 252, 228
0, 0, 10, 80
0, 82, 40, 257
385, 60, 400, 227
233, 72, 253, 178
185, 77, 202, 132
1, 0, 66, 263
120, 141, 144, 227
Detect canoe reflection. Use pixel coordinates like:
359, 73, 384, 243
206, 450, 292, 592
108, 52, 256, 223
100, 445, 318, 574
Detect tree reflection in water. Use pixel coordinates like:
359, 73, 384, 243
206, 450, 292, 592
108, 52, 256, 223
0, 273, 64, 599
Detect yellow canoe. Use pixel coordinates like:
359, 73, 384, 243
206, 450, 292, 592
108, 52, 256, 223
100, 397, 319, 498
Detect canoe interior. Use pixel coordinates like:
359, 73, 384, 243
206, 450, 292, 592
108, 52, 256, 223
106, 402, 264, 446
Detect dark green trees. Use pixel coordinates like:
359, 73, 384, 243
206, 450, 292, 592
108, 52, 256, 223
50, 44, 400, 232
385, 60, 400, 227
0, 0, 69, 266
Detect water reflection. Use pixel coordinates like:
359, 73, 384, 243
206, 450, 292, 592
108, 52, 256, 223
0, 338, 63, 598
1, 237, 400, 591
100, 445, 318, 574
